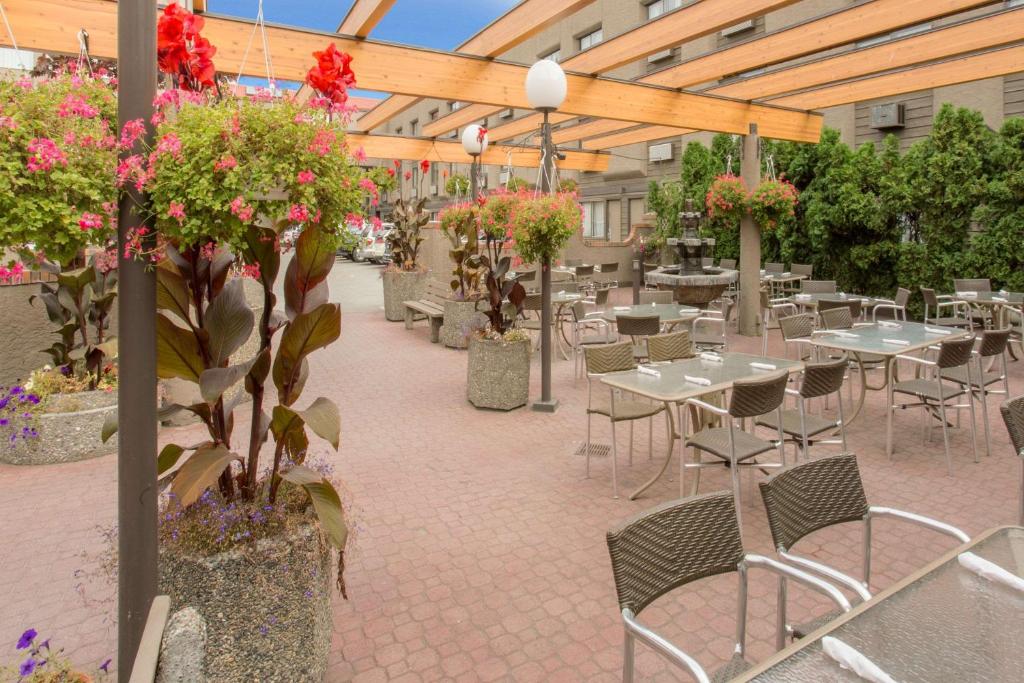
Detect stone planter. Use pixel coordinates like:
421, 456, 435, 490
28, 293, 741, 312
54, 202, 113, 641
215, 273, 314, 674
159, 525, 333, 683
382, 269, 428, 322
440, 298, 484, 349
467, 336, 531, 410
0, 390, 117, 465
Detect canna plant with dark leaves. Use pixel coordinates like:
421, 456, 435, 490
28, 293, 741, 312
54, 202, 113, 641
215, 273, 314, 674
386, 196, 428, 271
477, 192, 526, 334
439, 202, 483, 300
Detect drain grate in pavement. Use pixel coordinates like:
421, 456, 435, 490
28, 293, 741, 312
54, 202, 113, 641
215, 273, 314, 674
574, 442, 610, 458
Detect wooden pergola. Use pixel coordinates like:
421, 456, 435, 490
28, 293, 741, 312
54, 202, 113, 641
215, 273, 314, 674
3, 1, 1018, 675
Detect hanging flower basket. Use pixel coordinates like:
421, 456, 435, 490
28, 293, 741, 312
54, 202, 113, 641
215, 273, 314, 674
749, 178, 799, 231
704, 174, 748, 227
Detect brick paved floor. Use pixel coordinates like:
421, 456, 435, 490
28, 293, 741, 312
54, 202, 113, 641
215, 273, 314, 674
1, 260, 1021, 681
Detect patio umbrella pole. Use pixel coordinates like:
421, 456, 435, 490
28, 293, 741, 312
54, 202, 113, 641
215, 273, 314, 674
116, 0, 159, 675
533, 109, 558, 412
738, 123, 761, 336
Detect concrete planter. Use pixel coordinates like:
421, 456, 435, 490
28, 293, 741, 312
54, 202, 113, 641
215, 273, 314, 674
1, 390, 116, 465
382, 269, 428, 322
466, 336, 531, 411
440, 298, 484, 349
159, 525, 333, 683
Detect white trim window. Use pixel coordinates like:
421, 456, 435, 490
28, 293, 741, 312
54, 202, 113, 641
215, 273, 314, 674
543, 48, 562, 63
578, 28, 603, 52
582, 201, 607, 239
647, 0, 682, 20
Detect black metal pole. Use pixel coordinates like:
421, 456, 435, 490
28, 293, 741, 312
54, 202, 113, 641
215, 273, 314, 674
117, 0, 158, 676
532, 110, 558, 412
470, 154, 479, 200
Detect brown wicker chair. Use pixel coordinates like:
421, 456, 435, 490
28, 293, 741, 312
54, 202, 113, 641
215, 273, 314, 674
520, 293, 543, 348
760, 289, 798, 356
681, 370, 790, 528
570, 301, 614, 379
999, 396, 1024, 524
718, 258, 736, 270
758, 453, 969, 642
953, 278, 991, 293
647, 330, 693, 363
756, 356, 849, 461
791, 263, 813, 278
607, 491, 852, 681
800, 280, 836, 294
598, 262, 619, 288
639, 290, 673, 305
872, 287, 910, 322
818, 300, 863, 327
921, 287, 971, 328
616, 314, 661, 362
777, 313, 816, 361
764, 262, 785, 273
583, 342, 665, 498
941, 328, 1012, 457
891, 335, 978, 474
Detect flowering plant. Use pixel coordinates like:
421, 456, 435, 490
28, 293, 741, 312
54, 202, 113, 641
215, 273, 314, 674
157, 2, 217, 92
477, 191, 526, 335
439, 202, 482, 299
749, 177, 799, 231
509, 192, 583, 265
305, 43, 356, 110
1, 628, 109, 681
445, 173, 470, 197
0, 386, 40, 449
705, 174, 748, 227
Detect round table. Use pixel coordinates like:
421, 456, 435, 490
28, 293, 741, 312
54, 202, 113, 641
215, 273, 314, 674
601, 304, 700, 330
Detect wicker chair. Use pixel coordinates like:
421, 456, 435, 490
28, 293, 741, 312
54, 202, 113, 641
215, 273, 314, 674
872, 287, 910, 322
764, 262, 785, 273
598, 262, 619, 288
583, 286, 610, 311
999, 396, 1024, 524
692, 314, 728, 352
554, 281, 579, 294
941, 328, 1012, 457
953, 278, 991, 293
616, 314, 661, 362
718, 258, 737, 270
520, 293, 542, 348
800, 280, 837, 294
760, 289, 798, 356
639, 290, 673, 305
891, 335, 979, 474
515, 269, 537, 285
758, 453, 969, 642
647, 330, 693, 363
575, 265, 596, 291
606, 491, 852, 682
777, 313, 816, 361
756, 356, 848, 461
701, 257, 715, 268
570, 301, 614, 379
818, 298, 863, 324
791, 263, 813, 278
681, 370, 790, 528
920, 287, 971, 328
583, 342, 665, 498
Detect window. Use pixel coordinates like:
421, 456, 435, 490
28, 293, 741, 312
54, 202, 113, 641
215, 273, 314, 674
646, 0, 682, 20
429, 109, 439, 121
409, 119, 419, 136
857, 22, 932, 48
582, 201, 607, 239
430, 164, 439, 195
449, 101, 462, 112
395, 126, 403, 136
542, 48, 562, 63
578, 28, 603, 51
499, 108, 514, 119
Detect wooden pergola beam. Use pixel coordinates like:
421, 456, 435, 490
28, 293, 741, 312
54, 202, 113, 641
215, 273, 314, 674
551, 118, 636, 145
357, 0, 595, 132
348, 133, 609, 172
768, 44, 1024, 110
338, 0, 396, 38
1, 0, 823, 143
422, 0, 803, 138
581, 125, 693, 151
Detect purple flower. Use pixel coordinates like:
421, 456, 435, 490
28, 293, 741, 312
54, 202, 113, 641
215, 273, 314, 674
259, 624, 269, 636
9, 386, 22, 395
16, 628, 36, 649
99, 658, 112, 672
19, 657, 36, 676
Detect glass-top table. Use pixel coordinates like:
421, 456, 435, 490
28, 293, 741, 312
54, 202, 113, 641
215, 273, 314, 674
809, 321, 971, 457
790, 293, 887, 309
951, 290, 1024, 305
736, 526, 1024, 682
601, 352, 804, 500
600, 304, 700, 329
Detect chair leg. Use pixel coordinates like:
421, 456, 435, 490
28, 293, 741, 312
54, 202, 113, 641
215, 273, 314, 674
730, 456, 743, 530
939, 400, 953, 477
585, 413, 592, 479
648, 417, 653, 462
979, 385, 992, 458
623, 631, 635, 683
966, 389, 979, 464
628, 421, 634, 467
610, 420, 619, 499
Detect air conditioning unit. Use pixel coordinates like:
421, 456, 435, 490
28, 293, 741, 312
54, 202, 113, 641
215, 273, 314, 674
870, 103, 906, 130
720, 20, 755, 37
648, 142, 673, 162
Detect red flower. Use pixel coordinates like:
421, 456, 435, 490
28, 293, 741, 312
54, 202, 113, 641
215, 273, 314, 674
157, 3, 216, 92
404, 171, 412, 181
477, 127, 488, 144
393, 159, 402, 169
386, 168, 395, 178
306, 43, 356, 106
419, 160, 430, 174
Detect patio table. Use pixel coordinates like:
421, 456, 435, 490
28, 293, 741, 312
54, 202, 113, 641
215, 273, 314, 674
761, 271, 806, 295
551, 291, 584, 360
789, 293, 885, 312
600, 303, 700, 331
951, 290, 1024, 330
808, 321, 970, 457
600, 352, 803, 500
735, 526, 1024, 682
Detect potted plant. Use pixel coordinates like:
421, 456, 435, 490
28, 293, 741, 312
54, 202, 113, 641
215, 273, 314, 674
107, 7, 365, 678
2, 628, 111, 681
438, 201, 485, 348
510, 191, 583, 286
382, 164, 430, 321
705, 173, 748, 229
467, 192, 530, 410
749, 177, 799, 231
445, 172, 470, 198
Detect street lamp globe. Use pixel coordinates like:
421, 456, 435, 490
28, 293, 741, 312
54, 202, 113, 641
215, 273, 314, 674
461, 124, 489, 156
525, 59, 567, 111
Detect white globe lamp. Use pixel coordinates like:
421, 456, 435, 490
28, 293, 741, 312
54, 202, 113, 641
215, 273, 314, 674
460, 124, 489, 156
525, 59, 567, 112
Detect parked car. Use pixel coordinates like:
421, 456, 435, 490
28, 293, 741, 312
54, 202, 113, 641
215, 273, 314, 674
337, 224, 367, 260
280, 226, 302, 249
355, 222, 395, 264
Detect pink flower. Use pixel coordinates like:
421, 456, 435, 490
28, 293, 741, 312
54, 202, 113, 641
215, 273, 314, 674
167, 201, 186, 224
0, 116, 16, 130
230, 195, 254, 222
297, 170, 316, 185
288, 203, 311, 223
63, 131, 77, 146
199, 242, 218, 261
119, 119, 146, 149
371, 216, 382, 230
26, 138, 67, 172
346, 212, 363, 227
353, 146, 367, 163
240, 263, 261, 280
115, 154, 144, 188
58, 93, 99, 119
308, 130, 336, 157
214, 155, 237, 172
78, 212, 104, 232
156, 133, 182, 158
404, 171, 412, 181
358, 178, 376, 193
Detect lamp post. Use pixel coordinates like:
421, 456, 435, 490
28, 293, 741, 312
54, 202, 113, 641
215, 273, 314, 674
525, 59, 567, 413
461, 124, 489, 200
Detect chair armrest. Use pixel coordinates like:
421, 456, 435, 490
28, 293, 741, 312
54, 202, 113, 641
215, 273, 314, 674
743, 554, 853, 612
778, 550, 872, 603
622, 609, 710, 683
867, 506, 970, 543
871, 304, 902, 322
684, 397, 730, 416
874, 298, 895, 305
894, 354, 936, 367
935, 294, 954, 301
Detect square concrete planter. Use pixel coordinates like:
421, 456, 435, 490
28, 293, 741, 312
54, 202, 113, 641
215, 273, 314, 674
382, 269, 428, 322
158, 525, 333, 682
440, 298, 484, 349
1, 390, 117, 465
466, 336, 531, 410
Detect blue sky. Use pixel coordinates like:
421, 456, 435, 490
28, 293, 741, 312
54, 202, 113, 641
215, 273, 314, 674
210, 0, 519, 95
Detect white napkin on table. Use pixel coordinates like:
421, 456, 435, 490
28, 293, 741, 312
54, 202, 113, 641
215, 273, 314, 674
957, 291, 978, 298
750, 362, 777, 370
557, 290, 566, 295
795, 294, 812, 300
882, 338, 910, 346
925, 326, 953, 335
782, 272, 791, 276
700, 352, 723, 363
822, 636, 898, 683
860, 298, 871, 303
958, 552, 1024, 592
684, 375, 711, 386
613, 306, 631, 311
877, 320, 902, 329
637, 365, 661, 378
832, 331, 860, 339
992, 296, 1008, 303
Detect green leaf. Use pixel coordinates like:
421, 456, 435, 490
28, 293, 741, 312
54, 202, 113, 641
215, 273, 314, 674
156, 261, 192, 325
284, 265, 329, 319
272, 303, 340, 404
270, 404, 304, 441
56, 266, 95, 296
101, 411, 118, 443
199, 358, 255, 404
156, 313, 205, 382
157, 444, 186, 476
204, 279, 255, 366
284, 227, 335, 320
170, 445, 235, 508
280, 465, 348, 551
301, 397, 340, 450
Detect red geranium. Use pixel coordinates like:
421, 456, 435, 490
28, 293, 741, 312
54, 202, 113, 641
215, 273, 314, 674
157, 3, 216, 92
305, 43, 356, 106
419, 160, 430, 174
